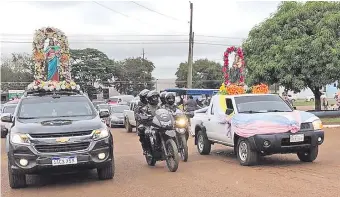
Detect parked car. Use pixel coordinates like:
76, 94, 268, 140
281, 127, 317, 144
107, 105, 129, 128
4, 89, 114, 188
287, 94, 297, 102
1, 102, 18, 138
92, 100, 106, 108
108, 95, 134, 105
123, 99, 140, 132
191, 94, 324, 166
306, 96, 315, 102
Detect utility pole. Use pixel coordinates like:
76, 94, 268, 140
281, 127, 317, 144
187, 2, 193, 88
191, 32, 194, 59
142, 48, 145, 60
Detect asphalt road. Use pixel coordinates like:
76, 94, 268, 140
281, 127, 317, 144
1, 128, 340, 197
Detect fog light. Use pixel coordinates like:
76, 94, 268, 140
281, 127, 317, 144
263, 140, 270, 147
318, 137, 322, 142
19, 159, 28, 166
98, 153, 106, 160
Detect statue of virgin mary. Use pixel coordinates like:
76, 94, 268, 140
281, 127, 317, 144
45, 38, 61, 81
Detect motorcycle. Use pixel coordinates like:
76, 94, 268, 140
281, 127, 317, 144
172, 110, 189, 162
141, 108, 180, 172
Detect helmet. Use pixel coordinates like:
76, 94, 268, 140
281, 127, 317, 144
160, 92, 167, 104
139, 89, 150, 105
165, 92, 176, 105
147, 90, 160, 106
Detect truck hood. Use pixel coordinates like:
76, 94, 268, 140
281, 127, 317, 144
231, 110, 319, 138
14, 116, 104, 134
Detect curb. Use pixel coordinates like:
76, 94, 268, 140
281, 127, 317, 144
324, 124, 340, 128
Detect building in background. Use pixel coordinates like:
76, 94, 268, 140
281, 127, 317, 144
155, 78, 176, 92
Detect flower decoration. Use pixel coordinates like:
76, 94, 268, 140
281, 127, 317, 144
251, 83, 269, 94
32, 27, 71, 81
218, 83, 245, 95
223, 46, 246, 85
26, 80, 81, 92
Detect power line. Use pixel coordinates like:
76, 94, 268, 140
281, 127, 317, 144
92, 1, 176, 32
130, 1, 188, 23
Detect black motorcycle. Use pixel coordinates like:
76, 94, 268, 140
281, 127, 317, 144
142, 109, 180, 172
173, 110, 189, 162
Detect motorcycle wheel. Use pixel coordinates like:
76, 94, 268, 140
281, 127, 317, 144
165, 139, 179, 172
145, 154, 156, 166
179, 134, 188, 162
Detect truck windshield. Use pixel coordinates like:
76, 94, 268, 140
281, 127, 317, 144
3, 105, 17, 114
234, 95, 293, 113
18, 96, 95, 119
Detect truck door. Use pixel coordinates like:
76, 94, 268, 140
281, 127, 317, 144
218, 98, 234, 145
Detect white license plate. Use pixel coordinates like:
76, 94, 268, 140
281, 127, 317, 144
290, 134, 304, 142
52, 156, 77, 166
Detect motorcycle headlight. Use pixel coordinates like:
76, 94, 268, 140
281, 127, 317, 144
93, 128, 109, 139
312, 119, 323, 130
176, 118, 187, 127
11, 133, 30, 145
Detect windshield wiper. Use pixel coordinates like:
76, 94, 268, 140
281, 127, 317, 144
240, 110, 266, 114
267, 110, 291, 112
18, 117, 38, 119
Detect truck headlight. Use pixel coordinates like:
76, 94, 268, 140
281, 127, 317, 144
93, 128, 109, 139
312, 119, 323, 130
11, 133, 30, 145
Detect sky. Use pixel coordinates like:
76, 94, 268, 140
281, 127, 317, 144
0, 0, 280, 79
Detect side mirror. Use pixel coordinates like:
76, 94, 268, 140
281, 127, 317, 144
99, 111, 110, 118
293, 106, 297, 110
1, 114, 13, 123
225, 108, 234, 115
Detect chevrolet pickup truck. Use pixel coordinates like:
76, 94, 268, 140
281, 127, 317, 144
123, 99, 139, 132
191, 94, 324, 166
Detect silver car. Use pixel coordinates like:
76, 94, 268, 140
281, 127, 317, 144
107, 105, 130, 128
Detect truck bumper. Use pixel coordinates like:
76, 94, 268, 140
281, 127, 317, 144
247, 130, 324, 155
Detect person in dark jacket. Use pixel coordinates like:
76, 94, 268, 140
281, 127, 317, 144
185, 95, 198, 112
164, 92, 177, 113
134, 89, 150, 155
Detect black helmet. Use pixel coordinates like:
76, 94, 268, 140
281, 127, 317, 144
165, 92, 176, 105
160, 91, 167, 104
139, 89, 150, 104
147, 90, 160, 106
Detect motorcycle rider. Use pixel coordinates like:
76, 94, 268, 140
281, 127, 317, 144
135, 89, 150, 155
164, 92, 177, 113
146, 90, 161, 116
159, 91, 167, 108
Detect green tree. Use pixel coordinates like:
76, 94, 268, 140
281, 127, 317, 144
1, 53, 34, 91
113, 57, 155, 96
175, 59, 223, 89
70, 48, 118, 99
243, 1, 340, 110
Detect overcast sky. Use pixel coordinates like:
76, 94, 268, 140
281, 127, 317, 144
0, 1, 280, 79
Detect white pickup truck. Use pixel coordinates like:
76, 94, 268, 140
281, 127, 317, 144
123, 99, 139, 132
190, 93, 325, 166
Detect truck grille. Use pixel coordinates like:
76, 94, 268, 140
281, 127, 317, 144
35, 142, 90, 153
29, 130, 93, 138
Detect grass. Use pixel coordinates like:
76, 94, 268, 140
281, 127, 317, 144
293, 99, 337, 107
321, 117, 340, 124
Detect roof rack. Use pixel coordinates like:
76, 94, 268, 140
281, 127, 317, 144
24, 89, 83, 97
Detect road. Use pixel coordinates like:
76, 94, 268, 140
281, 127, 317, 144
1, 128, 340, 197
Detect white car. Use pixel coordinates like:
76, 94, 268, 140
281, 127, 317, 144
191, 93, 324, 166
123, 99, 140, 132
306, 96, 315, 102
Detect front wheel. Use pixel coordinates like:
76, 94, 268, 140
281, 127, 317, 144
179, 135, 188, 162
297, 146, 318, 162
8, 160, 27, 189
196, 130, 211, 155
97, 159, 114, 180
165, 139, 179, 172
236, 138, 259, 166
1, 129, 7, 138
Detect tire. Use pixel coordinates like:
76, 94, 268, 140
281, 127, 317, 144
310, 98, 314, 102
145, 154, 156, 166
196, 130, 211, 155
125, 118, 132, 133
1, 129, 7, 138
236, 138, 259, 166
8, 160, 26, 189
97, 159, 114, 180
179, 135, 188, 162
297, 146, 318, 162
165, 139, 179, 172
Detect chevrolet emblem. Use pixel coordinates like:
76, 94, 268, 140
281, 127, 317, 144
56, 137, 69, 143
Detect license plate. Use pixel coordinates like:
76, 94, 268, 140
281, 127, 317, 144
52, 156, 77, 166
290, 134, 304, 142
